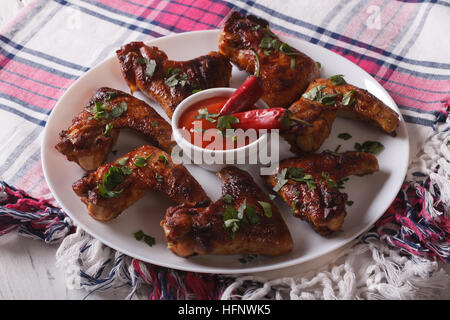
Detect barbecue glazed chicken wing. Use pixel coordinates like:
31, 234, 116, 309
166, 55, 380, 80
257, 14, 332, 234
161, 166, 293, 257
55, 87, 175, 171
218, 11, 319, 109
265, 151, 379, 235
283, 77, 400, 154
73, 145, 210, 222
116, 42, 232, 119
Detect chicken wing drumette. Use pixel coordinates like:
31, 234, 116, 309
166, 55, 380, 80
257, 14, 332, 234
73, 145, 210, 222
265, 151, 379, 235
161, 166, 293, 257
116, 42, 232, 119
55, 87, 175, 171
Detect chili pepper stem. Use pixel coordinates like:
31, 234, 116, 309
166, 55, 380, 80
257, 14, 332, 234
289, 116, 314, 127
250, 48, 261, 77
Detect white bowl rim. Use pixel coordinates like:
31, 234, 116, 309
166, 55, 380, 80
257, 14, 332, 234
171, 87, 269, 155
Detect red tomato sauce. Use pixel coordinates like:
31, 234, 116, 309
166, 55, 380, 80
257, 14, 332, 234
178, 97, 256, 150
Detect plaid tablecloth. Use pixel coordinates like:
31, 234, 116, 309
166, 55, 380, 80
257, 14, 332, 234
0, 0, 448, 299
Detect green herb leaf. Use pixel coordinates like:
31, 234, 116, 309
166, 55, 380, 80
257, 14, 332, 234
134, 154, 151, 167
346, 200, 354, 206
121, 166, 133, 175
321, 171, 337, 188
223, 194, 234, 204
245, 205, 259, 225
287, 167, 317, 191
158, 154, 169, 164
258, 201, 272, 218
151, 121, 159, 127
354, 141, 385, 155
316, 61, 322, 69
280, 43, 299, 56
217, 115, 239, 129
290, 57, 296, 70
110, 101, 127, 118
338, 133, 352, 140
302, 85, 326, 101
342, 90, 356, 106
268, 194, 276, 200
97, 165, 125, 198
320, 93, 338, 106
195, 108, 220, 123
329, 74, 347, 86
103, 123, 113, 137
117, 156, 129, 166
273, 168, 288, 192
291, 199, 298, 214
134, 230, 155, 247
192, 89, 202, 94
97, 183, 123, 199
165, 74, 178, 87
144, 59, 156, 79
102, 166, 125, 191
155, 172, 163, 183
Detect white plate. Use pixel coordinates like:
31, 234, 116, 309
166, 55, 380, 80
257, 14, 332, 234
41, 30, 409, 274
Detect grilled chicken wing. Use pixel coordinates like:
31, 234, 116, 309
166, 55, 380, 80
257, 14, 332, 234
55, 87, 175, 171
265, 151, 379, 235
161, 166, 293, 257
283, 78, 400, 154
218, 11, 319, 108
116, 41, 232, 119
73, 145, 210, 222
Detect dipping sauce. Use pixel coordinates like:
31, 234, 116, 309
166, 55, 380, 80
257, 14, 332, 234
178, 97, 258, 150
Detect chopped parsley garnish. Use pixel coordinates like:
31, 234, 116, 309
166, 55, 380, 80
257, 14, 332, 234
273, 168, 288, 192
217, 115, 239, 130
329, 74, 347, 86
137, 57, 157, 79
290, 57, 296, 70
316, 61, 322, 69
120, 166, 133, 175
321, 171, 337, 188
165, 68, 188, 87
346, 200, 354, 206
287, 167, 316, 191
279, 43, 299, 56
103, 123, 113, 137
338, 133, 352, 140
97, 166, 126, 198
258, 201, 272, 218
155, 172, 163, 182
259, 35, 281, 51
342, 90, 356, 106
192, 89, 202, 94
238, 254, 258, 264
117, 156, 129, 166
134, 230, 155, 247
134, 154, 152, 167
268, 194, 276, 201
151, 121, 159, 127
90, 101, 127, 121
158, 154, 169, 164
302, 85, 337, 106
291, 199, 298, 214
195, 108, 220, 123
354, 141, 384, 155
222, 199, 261, 238
223, 194, 234, 204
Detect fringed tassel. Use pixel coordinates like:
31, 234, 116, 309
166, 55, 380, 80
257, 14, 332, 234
55, 228, 230, 300
0, 181, 73, 243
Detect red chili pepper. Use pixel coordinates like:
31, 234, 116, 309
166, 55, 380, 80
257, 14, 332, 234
219, 49, 264, 115
228, 108, 313, 131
